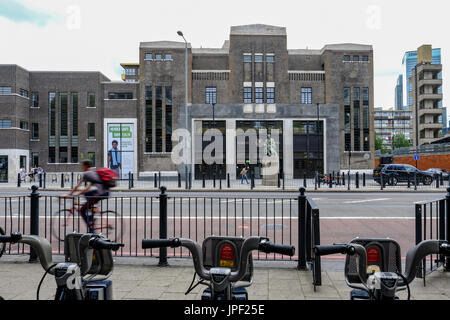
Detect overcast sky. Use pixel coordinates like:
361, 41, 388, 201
0, 0, 448, 121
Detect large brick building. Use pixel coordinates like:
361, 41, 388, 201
0, 24, 374, 183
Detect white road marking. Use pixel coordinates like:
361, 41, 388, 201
342, 198, 390, 204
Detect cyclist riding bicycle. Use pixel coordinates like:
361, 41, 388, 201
64, 160, 115, 233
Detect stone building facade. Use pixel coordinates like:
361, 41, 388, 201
0, 24, 374, 183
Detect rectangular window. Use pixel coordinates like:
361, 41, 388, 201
155, 54, 163, 60
49, 92, 56, 138
155, 87, 163, 152
363, 130, 370, 151
88, 92, 96, 108
243, 54, 252, 63
19, 89, 28, 98
353, 55, 359, 62
266, 55, 275, 62
31, 123, 39, 139
255, 87, 264, 104
145, 53, 153, 60
60, 93, 68, 137
0, 87, 11, 95
31, 153, 39, 167
353, 87, 360, 102
165, 53, 172, 60
344, 55, 351, 62
88, 123, 95, 140
205, 87, 217, 104
0, 120, 12, 128
363, 105, 369, 129
266, 87, 275, 104
31, 92, 39, 108
108, 92, 133, 99
362, 87, 369, 105
344, 88, 350, 105
125, 79, 137, 83
165, 86, 173, 152
244, 87, 252, 104
88, 152, 95, 167
71, 147, 78, 163
362, 55, 369, 62
255, 54, 263, 63
145, 86, 152, 153
59, 147, 68, 163
301, 87, 312, 104
48, 147, 55, 164
354, 131, 361, 151
345, 105, 351, 133
72, 93, 78, 137
20, 121, 28, 130
124, 68, 136, 76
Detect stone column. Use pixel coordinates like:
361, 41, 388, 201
283, 119, 294, 180
226, 119, 236, 180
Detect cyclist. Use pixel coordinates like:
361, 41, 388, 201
64, 160, 111, 233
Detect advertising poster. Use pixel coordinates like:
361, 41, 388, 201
107, 123, 135, 179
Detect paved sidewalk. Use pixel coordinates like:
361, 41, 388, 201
1, 255, 450, 300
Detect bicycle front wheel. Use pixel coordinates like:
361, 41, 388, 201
95, 210, 122, 244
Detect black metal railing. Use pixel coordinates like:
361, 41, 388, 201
415, 187, 450, 286
1, 187, 321, 275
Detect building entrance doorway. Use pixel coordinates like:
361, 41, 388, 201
0, 156, 7, 183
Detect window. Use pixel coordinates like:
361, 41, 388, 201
244, 87, 252, 104
145, 86, 152, 153
255, 55, 263, 63
71, 147, 78, 163
266, 55, 275, 63
19, 89, 29, 98
155, 86, 163, 152
362, 88, 369, 105
301, 87, 312, 104
145, 53, 153, 60
108, 92, 133, 99
166, 86, 173, 152
48, 147, 56, 164
353, 87, 360, 101
31, 153, 39, 167
72, 93, 78, 138
31, 92, 39, 108
60, 93, 68, 137
155, 54, 163, 60
88, 123, 95, 140
344, 88, 350, 105
205, 87, 217, 104
49, 92, 56, 138
125, 68, 136, 76
20, 121, 28, 130
344, 55, 351, 62
165, 54, 172, 60
362, 55, 369, 62
31, 123, 39, 140
88, 92, 96, 108
0, 120, 12, 128
243, 54, 252, 63
353, 55, 359, 62
266, 87, 275, 104
88, 153, 95, 167
125, 79, 137, 83
0, 87, 11, 95
59, 147, 68, 163
255, 87, 264, 104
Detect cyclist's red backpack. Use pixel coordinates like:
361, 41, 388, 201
96, 168, 118, 189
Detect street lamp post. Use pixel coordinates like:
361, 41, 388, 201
212, 102, 216, 180
177, 31, 189, 188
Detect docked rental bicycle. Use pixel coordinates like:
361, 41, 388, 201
142, 236, 295, 300
0, 231, 123, 300
315, 238, 450, 300
52, 197, 121, 243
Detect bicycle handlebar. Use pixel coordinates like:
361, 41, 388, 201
258, 240, 295, 256
89, 237, 124, 251
0, 232, 22, 244
142, 239, 181, 249
314, 244, 356, 256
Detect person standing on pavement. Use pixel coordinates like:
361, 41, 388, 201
240, 165, 249, 184
107, 140, 121, 178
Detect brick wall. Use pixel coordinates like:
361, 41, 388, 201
375, 154, 450, 171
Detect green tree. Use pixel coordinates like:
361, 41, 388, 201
375, 133, 390, 154
392, 133, 412, 149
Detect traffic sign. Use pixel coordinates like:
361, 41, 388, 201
414, 155, 420, 161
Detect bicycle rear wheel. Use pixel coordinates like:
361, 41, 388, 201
94, 210, 122, 244
0, 227, 6, 258
51, 209, 81, 242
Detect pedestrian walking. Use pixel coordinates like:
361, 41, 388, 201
240, 165, 249, 184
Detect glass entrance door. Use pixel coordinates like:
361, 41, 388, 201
0, 156, 8, 183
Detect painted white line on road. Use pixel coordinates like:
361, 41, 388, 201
342, 198, 390, 204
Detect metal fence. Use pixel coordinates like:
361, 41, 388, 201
0, 187, 321, 280
17, 169, 450, 191
415, 187, 450, 285
375, 143, 450, 157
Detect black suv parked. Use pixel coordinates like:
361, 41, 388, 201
374, 164, 434, 186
